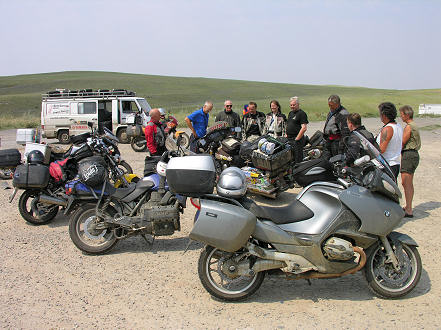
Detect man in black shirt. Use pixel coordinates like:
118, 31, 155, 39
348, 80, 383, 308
215, 99, 241, 138
242, 101, 265, 142
286, 97, 309, 163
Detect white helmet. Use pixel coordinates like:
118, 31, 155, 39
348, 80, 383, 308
158, 108, 166, 116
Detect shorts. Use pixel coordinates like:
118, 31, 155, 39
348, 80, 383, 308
401, 150, 419, 174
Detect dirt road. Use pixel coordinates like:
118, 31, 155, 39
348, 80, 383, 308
0, 118, 440, 329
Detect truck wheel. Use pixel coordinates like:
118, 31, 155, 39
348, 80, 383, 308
117, 128, 129, 144
57, 130, 71, 144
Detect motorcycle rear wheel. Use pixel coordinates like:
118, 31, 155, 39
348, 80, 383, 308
364, 242, 421, 299
69, 203, 118, 255
177, 132, 190, 149
198, 245, 265, 301
130, 137, 147, 152
18, 190, 59, 225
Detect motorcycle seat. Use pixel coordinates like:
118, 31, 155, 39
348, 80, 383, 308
112, 183, 137, 199
242, 198, 314, 225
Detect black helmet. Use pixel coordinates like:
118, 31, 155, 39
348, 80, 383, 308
27, 150, 45, 164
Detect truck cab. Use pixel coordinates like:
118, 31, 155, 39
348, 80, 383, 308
41, 89, 152, 143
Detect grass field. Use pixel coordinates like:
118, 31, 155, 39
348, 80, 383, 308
0, 71, 440, 129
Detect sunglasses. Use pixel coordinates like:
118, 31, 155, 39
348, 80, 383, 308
225, 105, 233, 107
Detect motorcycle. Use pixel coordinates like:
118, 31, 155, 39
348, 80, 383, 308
9, 124, 134, 225
127, 112, 190, 152
171, 131, 422, 301
68, 151, 186, 255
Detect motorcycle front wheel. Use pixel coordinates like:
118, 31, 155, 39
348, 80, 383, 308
69, 203, 118, 255
118, 160, 133, 174
364, 242, 422, 299
18, 190, 59, 225
198, 245, 265, 301
130, 137, 147, 152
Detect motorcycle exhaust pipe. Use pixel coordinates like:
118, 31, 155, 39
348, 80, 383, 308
38, 195, 68, 207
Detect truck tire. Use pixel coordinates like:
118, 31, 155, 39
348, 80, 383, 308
116, 128, 129, 144
57, 130, 71, 144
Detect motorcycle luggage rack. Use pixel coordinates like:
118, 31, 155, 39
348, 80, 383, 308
42, 89, 136, 99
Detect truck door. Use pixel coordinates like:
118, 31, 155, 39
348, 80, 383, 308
119, 99, 141, 124
70, 100, 98, 136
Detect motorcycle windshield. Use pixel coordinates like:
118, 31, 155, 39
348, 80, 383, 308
353, 131, 395, 181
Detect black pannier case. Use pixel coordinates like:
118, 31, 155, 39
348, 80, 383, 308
13, 164, 50, 189
292, 158, 336, 187
0, 149, 21, 167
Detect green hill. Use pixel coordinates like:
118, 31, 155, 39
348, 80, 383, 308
0, 71, 439, 129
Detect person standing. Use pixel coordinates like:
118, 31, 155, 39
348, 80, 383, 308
185, 101, 213, 152
144, 108, 166, 156
263, 100, 287, 138
242, 101, 266, 142
376, 102, 403, 179
323, 95, 350, 158
215, 100, 241, 138
345, 113, 378, 166
286, 96, 308, 163
399, 105, 421, 218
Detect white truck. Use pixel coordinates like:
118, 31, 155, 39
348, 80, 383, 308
418, 104, 441, 115
41, 89, 152, 143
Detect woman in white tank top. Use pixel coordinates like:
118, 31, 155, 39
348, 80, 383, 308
377, 102, 403, 179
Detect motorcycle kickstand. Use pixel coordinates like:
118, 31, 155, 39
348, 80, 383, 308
306, 279, 312, 286
141, 233, 154, 246
182, 238, 194, 255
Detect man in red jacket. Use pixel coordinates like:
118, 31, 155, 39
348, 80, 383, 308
145, 108, 166, 156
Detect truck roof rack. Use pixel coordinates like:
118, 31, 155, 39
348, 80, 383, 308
42, 89, 136, 99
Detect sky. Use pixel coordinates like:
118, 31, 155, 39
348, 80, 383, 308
1, 0, 440, 90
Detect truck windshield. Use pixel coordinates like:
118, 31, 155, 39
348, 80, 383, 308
137, 99, 152, 113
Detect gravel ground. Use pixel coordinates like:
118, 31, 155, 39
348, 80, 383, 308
0, 117, 440, 329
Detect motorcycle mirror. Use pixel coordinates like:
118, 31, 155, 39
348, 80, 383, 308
87, 122, 94, 128
354, 155, 370, 166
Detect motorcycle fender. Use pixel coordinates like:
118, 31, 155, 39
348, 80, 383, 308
189, 199, 256, 252
389, 231, 418, 247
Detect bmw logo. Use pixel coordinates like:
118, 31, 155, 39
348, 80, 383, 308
384, 210, 391, 217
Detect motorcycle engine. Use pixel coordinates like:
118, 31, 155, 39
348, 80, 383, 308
141, 192, 180, 236
323, 237, 354, 261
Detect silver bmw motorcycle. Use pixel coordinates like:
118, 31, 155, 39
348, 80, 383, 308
180, 132, 421, 301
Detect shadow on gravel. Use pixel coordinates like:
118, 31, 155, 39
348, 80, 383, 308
238, 266, 431, 304
106, 236, 203, 255
399, 201, 441, 227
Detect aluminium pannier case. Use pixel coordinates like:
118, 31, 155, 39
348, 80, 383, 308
12, 163, 50, 189
0, 149, 21, 167
251, 147, 292, 172
189, 199, 257, 252
166, 155, 216, 196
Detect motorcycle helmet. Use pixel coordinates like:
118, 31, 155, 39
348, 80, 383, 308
27, 150, 45, 164
156, 160, 167, 176
158, 108, 166, 118
216, 167, 247, 199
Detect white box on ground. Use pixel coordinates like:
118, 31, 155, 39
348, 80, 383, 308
24, 143, 51, 164
16, 128, 40, 145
